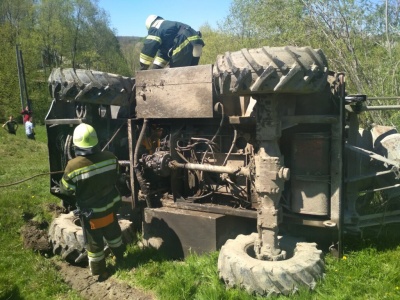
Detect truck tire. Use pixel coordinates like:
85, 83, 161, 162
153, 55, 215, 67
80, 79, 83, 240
48, 212, 135, 264
218, 233, 324, 296
48, 68, 135, 106
213, 46, 329, 95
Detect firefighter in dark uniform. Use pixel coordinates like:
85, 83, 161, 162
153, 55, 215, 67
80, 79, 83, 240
140, 15, 205, 70
59, 123, 125, 281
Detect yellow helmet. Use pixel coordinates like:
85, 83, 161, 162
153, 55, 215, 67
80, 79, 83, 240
73, 123, 98, 149
145, 15, 161, 30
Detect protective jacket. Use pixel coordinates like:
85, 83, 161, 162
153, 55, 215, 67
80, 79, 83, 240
60, 150, 124, 276
60, 150, 121, 217
140, 19, 204, 69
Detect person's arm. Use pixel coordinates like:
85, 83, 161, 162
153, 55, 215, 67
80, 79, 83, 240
59, 165, 77, 207
59, 163, 75, 196
140, 29, 162, 70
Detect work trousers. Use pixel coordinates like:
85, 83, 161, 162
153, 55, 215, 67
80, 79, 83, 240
84, 213, 125, 275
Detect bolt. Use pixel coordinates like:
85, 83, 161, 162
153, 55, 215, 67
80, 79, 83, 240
278, 167, 290, 180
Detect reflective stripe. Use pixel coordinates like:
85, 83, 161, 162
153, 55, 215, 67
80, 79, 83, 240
153, 56, 168, 67
61, 177, 76, 192
74, 164, 116, 182
91, 195, 121, 213
146, 35, 162, 44
106, 236, 123, 248
140, 53, 154, 65
87, 250, 105, 262
172, 39, 189, 56
66, 159, 117, 183
152, 19, 164, 29
187, 36, 201, 42
172, 36, 202, 57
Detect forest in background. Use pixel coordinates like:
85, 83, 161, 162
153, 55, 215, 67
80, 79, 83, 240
0, 0, 399, 126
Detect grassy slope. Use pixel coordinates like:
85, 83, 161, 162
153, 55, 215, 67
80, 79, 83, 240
1, 125, 400, 299
0, 126, 82, 300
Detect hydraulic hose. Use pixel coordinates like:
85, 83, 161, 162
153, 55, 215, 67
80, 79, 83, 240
133, 119, 152, 207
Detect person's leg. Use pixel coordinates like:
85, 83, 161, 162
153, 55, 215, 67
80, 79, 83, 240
85, 224, 106, 276
191, 57, 200, 66
170, 43, 193, 67
103, 215, 125, 262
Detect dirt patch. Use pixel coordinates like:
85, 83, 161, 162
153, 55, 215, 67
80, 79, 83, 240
20, 220, 52, 253
20, 203, 65, 254
21, 203, 154, 299
54, 261, 155, 300
46, 202, 65, 216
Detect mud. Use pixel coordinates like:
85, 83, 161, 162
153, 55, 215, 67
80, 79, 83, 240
54, 261, 155, 300
21, 203, 155, 300
20, 220, 52, 253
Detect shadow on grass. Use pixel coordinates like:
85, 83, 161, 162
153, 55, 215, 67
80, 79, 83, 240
110, 245, 172, 273
343, 223, 400, 252
1, 282, 24, 300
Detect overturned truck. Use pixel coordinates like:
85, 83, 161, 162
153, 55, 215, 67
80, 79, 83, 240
46, 46, 400, 296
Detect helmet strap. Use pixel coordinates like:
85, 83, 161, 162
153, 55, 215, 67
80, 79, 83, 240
74, 144, 100, 156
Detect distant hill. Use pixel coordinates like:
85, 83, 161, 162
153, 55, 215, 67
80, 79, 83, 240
117, 36, 143, 47
116, 36, 144, 74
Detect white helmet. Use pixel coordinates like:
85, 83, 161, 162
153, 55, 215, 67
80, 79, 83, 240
145, 15, 161, 30
73, 123, 98, 149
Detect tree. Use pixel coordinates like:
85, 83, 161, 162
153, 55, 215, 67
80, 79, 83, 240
215, 0, 400, 126
0, 0, 132, 123
198, 24, 245, 65
119, 37, 143, 75
219, 0, 308, 47
219, 0, 400, 94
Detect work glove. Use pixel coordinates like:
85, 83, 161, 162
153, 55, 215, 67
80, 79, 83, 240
140, 62, 149, 70
150, 64, 163, 69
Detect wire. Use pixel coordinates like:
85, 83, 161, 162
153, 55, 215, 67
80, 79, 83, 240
0, 170, 64, 188
222, 126, 237, 166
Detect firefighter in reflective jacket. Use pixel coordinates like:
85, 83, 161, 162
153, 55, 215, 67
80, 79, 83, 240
59, 123, 125, 280
140, 15, 205, 70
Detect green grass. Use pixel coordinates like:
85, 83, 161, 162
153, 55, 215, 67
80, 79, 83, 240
0, 125, 82, 300
2, 125, 400, 299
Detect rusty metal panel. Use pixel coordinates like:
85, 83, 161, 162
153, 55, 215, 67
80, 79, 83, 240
136, 65, 214, 118
290, 132, 331, 215
142, 207, 256, 259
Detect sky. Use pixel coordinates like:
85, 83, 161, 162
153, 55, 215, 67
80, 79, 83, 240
97, 0, 232, 37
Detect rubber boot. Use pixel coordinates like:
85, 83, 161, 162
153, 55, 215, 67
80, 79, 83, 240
111, 244, 126, 265
89, 257, 107, 276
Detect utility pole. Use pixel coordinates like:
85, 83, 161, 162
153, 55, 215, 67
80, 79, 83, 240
15, 44, 31, 112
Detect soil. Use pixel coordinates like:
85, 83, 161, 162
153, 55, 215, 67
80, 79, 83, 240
54, 261, 155, 300
20, 220, 52, 253
20, 203, 156, 300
